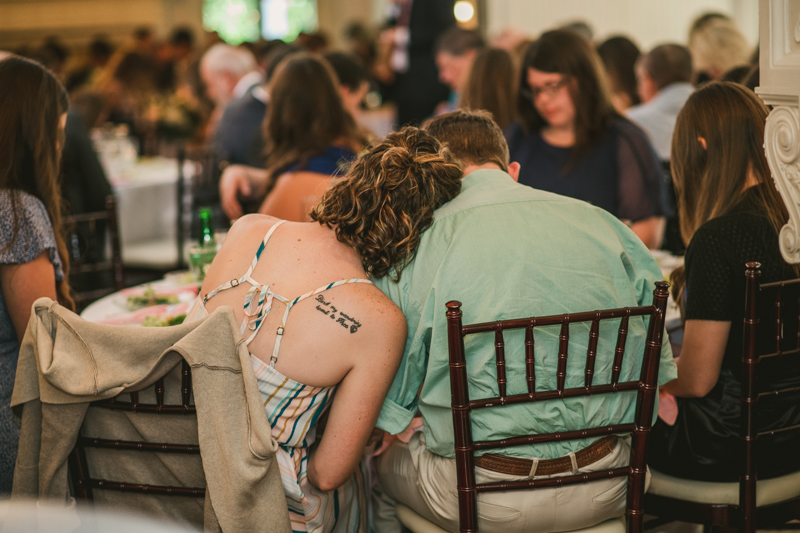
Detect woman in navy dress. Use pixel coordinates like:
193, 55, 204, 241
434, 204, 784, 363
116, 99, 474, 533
506, 30, 669, 249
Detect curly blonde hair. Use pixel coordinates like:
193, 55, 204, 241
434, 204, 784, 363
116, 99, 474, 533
312, 127, 463, 281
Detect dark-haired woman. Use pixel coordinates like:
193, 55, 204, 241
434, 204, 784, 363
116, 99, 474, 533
649, 82, 800, 481
0, 56, 75, 492
220, 53, 366, 222
186, 127, 462, 532
506, 29, 669, 249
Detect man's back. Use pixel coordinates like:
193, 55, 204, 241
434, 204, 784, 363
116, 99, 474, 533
375, 169, 676, 459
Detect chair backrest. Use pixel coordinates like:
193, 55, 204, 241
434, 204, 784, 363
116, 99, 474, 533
69, 360, 205, 524
446, 281, 670, 533
740, 262, 800, 532
65, 195, 125, 310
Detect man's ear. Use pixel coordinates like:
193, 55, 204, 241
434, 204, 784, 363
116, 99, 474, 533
508, 162, 521, 182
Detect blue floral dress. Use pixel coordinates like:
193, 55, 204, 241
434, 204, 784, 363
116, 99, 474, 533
0, 190, 64, 493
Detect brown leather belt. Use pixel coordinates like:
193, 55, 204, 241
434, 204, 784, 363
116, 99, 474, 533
473, 435, 618, 477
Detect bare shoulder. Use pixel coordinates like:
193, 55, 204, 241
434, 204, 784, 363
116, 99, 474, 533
227, 213, 283, 241
335, 283, 407, 352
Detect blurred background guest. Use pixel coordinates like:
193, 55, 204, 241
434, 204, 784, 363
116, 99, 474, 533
688, 12, 752, 83
506, 29, 669, 249
460, 47, 517, 130
0, 57, 75, 493
214, 43, 295, 168
434, 27, 485, 113
597, 35, 642, 113
372, 0, 456, 127
651, 82, 800, 481
220, 54, 364, 222
323, 51, 371, 128
65, 36, 114, 93
627, 43, 694, 163
199, 43, 259, 135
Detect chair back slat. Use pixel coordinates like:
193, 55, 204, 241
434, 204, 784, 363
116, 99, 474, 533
557, 320, 570, 392
65, 195, 125, 311
494, 327, 507, 399
155, 378, 165, 407
525, 324, 536, 394
628, 279, 669, 532
181, 360, 192, 407
585, 317, 601, 388
69, 360, 205, 505
446, 301, 479, 532
773, 290, 783, 356
472, 423, 635, 452
469, 381, 640, 410
476, 466, 632, 494
611, 312, 630, 386
447, 281, 670, 533
741, 262, 760, 533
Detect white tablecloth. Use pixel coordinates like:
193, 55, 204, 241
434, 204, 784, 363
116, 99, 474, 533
107, 157, 196, 269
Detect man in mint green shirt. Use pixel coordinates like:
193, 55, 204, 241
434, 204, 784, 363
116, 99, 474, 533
373, 111, 676, 533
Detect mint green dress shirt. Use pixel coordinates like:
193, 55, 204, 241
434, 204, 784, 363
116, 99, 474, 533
374, 169, 677, 459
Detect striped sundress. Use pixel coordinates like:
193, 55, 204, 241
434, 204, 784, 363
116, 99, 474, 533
186, 220, 372, 533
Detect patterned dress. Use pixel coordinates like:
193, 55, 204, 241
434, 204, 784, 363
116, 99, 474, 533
186, 220, 371, 532
0, 190, 64, 493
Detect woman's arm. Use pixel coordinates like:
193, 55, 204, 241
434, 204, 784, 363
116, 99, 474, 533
219, 165, 270, 220
0, 251, 58, 341
306, 302, 407, 492
660, 319, 730, 398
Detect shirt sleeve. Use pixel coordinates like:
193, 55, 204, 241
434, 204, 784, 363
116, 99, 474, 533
615, 120, 672, 223
684, 222, 735, 321
0, 193, 64, 281
375, 277, 429, 435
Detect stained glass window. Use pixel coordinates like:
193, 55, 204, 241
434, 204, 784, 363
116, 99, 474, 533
203, 0, 261, 44
260, 0, 317, 41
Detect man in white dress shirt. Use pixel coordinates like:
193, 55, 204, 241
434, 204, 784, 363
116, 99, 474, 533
626, 44, 694, 162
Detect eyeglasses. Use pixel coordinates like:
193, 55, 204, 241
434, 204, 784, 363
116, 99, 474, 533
521, 77, 570, 100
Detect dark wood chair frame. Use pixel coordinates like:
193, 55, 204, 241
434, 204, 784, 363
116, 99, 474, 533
445, 281, 670, 533
644, 262, 800, 533
65, 195, 125, 308
68, 360, 205, 500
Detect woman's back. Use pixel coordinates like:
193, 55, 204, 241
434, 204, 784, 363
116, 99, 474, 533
190, 214, 405, 533
196, 215, 403, 387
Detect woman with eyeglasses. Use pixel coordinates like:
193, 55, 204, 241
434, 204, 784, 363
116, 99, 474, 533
505, 30, 669, 249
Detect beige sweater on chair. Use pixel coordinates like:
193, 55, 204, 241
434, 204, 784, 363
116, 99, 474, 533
10, 297, 291, 533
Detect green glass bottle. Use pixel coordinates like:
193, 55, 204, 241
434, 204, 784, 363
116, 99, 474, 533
190, 207, 217, 281
199, 207, 215, 249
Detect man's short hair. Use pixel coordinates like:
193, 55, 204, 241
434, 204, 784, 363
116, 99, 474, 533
641, 44, 693, 90
435, 27, 485, 57
201, 43, 256, 76
424, 110, 509, 171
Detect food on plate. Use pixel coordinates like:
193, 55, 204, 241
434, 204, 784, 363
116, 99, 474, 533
142, 314, 187, 327
126, 286, 179, 310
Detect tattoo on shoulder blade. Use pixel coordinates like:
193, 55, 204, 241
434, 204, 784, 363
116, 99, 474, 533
315, 294, 362, 333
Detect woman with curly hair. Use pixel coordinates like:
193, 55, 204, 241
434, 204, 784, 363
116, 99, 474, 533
0, 56, 75, 492
185, 127, 462, 533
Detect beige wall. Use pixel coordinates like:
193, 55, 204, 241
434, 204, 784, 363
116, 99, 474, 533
317, 0, 375, 49
0, 0, 203, 50
485, 0, 759, 52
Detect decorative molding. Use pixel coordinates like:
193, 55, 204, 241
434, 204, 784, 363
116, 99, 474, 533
765, 106, 800, 263
756, 0, 800, 264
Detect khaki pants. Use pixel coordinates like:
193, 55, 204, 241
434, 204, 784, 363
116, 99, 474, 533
374, 432, 641, 533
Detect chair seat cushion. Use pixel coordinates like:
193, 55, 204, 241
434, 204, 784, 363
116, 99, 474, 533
648, 468, 800, 506
395, 504, 625, 533
395, 504, 449, 533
